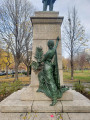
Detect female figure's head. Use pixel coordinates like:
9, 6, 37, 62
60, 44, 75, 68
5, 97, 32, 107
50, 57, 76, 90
47, 40, 54, 50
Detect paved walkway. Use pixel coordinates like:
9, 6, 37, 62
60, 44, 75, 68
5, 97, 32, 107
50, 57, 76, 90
0, 113, 90, 120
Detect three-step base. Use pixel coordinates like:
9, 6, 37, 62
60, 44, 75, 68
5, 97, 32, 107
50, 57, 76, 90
0, 87, 90, 113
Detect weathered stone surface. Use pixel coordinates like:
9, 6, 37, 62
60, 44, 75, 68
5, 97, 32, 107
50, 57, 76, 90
57, 54, 62, 69
0, 113, 24, 120
0, 100, 33, 113
31, 18, 63, 25
68, 113, 90, 120
33, 113, 56, 120
61, 90, 73, 101
35, 11, 59, 17
32, 40, 47, 54
5, 88, 26, 100
32, 101, 62, 112
0, 112, 90, 120
30, 113, 69, 120
56, 113, 70, 120
33, 24, 61, 40
30, 70, 39, 87
62, 100, 90, 113
56, 38, 62, 55
0, 113, 70, 120
59, 70, 63, 85
72, 90, 90, 101
21, 87, 73, 101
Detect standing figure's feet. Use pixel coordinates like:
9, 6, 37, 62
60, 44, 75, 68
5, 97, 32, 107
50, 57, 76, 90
50, 100, 57, 106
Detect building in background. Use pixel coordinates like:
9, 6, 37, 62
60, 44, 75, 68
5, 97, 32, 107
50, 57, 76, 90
85, 48, 90, 55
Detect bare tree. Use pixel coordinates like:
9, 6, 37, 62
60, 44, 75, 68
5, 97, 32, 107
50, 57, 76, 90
74, 51, 90, 70
79, 53, 86, 71
0, 0, 35, 80
0, 47, 2, 71
63, 7, 88, 80
22, 20, 32, 76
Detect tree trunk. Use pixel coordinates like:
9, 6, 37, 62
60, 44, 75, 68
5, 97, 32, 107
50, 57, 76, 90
27, 65, 29, 76
6, 65, 8, 78
71, 56, 74, 80
15, 61, 18, 80
81, 67, 83, 73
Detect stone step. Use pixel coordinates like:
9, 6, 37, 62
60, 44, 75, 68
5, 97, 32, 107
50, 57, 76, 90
0, 88, 90, 113
61, 100, 90, 113
0, 100, 33, 113
0, 99, 90, 113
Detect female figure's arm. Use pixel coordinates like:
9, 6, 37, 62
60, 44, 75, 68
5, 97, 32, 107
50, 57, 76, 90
54, 36, 60, 50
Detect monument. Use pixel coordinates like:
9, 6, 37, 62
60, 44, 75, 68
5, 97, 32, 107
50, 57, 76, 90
20, 0, 72, 106
0, 0, 90, 115
20, 11, 72, 102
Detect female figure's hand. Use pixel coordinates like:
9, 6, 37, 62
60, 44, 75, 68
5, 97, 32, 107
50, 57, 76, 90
57, 36, 60, 41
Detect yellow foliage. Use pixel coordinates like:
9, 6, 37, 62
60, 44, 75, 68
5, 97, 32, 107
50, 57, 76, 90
62, 57, 70, 70
0, 48, 14, 71
0, 75, 11, 79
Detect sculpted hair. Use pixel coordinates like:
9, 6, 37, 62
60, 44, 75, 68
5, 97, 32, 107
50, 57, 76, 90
47, 40, 54, 47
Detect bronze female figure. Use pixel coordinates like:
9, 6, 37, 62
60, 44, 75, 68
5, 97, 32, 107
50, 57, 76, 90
32, 37, 69, 106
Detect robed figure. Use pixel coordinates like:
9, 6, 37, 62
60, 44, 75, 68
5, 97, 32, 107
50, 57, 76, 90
42, 0, 56, 11
32, 37, 69, 106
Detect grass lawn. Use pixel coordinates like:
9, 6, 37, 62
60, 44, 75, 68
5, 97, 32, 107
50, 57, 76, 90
63, 70, 90, 83
0, 70, 90, 84
0, 76, 30, 85
0, 75, 12, 79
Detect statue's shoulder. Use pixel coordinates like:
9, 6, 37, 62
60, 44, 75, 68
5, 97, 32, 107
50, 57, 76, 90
45, 50, 50, 56
48, 49, 55, 55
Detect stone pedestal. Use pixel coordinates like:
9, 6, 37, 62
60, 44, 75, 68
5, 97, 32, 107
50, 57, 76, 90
0, 12, 90, 115
21, 12, 73, 102
31, 11, 64, 87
